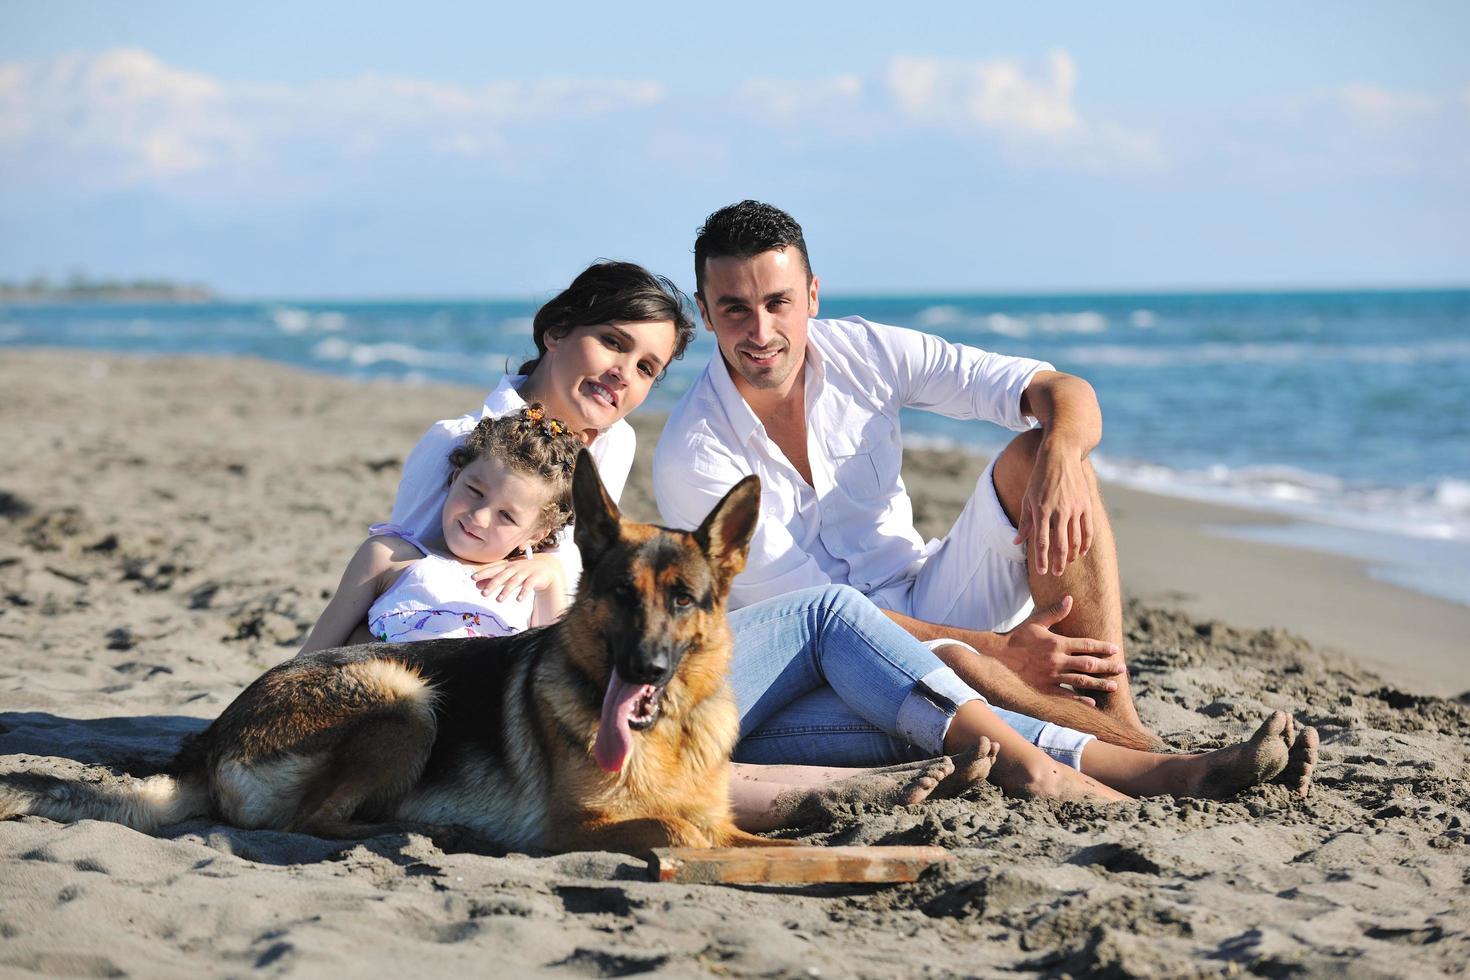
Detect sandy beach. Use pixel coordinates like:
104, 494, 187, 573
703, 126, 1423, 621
2, 350, 1467, 978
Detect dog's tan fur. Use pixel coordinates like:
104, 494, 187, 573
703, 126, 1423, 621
1, 453, 777, 856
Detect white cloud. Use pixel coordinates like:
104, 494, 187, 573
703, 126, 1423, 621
1280, 83, 1444, 130
1240, 81, 1470, 181
0, 48, 666, 188
730, 52, 1161, 173
0, 48, 251, 180
736, 74, 863, 120
308, 74, 664, 129
887, 51, 1081, 136
883, 52, 1165, 172
1335, 83, 1437, 125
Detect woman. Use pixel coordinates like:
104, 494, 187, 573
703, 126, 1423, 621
388, 260, 692, 598
385, 260, 1316, 819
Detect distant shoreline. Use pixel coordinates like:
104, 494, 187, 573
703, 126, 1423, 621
0, 279, 216, 304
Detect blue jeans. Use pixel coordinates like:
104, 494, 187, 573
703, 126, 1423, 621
727, 585, 1091, 769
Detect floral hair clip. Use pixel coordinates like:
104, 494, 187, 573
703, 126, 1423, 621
522, 403, 571, 439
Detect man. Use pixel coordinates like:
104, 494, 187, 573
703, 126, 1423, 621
654, 200, 1153, 745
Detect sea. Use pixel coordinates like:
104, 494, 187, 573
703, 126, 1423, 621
4, 288, 1468, 607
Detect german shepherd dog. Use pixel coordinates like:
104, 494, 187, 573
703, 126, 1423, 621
1, 451, 776, 856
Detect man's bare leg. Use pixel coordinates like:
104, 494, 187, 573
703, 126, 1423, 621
929, 642, 1159, 751
944, 699, 1130, 802
1077, 711, 1318, 799
944, 701, 1316, 802
992, 428, 1148, 735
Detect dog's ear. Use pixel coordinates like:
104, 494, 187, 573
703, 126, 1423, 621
693, 476, 761, 584
572, 450, 621, 559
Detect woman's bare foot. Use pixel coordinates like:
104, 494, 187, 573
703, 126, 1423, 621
1182, 710, 1294, 800
763, 741, 1002, 829
762, 758, 952, 828
1274, 723, 1318, 796
932, 739, 1001, 798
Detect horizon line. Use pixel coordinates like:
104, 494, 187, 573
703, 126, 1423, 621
127, 280, 1470, 306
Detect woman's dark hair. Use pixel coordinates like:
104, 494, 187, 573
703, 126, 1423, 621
693, 200, 812, 297
446, 405, 583, 553
518, 260, 695, 379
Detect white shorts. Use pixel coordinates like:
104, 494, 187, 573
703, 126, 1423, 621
872, 456, 1034, 632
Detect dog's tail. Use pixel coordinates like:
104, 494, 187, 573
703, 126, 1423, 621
0, 770, 211, 833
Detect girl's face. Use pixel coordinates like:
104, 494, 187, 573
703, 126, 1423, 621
441, 455, 554, 564
534, 319, 678, 437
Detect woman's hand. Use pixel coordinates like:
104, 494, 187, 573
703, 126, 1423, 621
472, 553, 566, 602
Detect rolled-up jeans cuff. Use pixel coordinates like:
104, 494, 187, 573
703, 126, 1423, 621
1037, 722, 1094, 770
922, 637, 992, 709
894, 667, 981, 755
926, 638, 1093, 771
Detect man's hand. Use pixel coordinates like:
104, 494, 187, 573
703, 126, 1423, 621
994, 596, 1122, 705
1013, 438, 1094, 576
472, 553, 565, 602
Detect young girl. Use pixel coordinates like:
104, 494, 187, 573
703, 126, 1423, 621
298, 406, 583, 656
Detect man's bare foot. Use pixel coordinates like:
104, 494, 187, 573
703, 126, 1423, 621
1184, 710, 1294, 800
1274, 723, 1318, 796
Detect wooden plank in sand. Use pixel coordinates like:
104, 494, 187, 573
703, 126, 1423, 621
650, 845, 953, 885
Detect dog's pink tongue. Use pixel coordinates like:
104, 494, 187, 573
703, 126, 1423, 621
593, 674, 651, 773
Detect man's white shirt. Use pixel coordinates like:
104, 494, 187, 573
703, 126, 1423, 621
389, 373, 635, 587
653, 317, 1052, 611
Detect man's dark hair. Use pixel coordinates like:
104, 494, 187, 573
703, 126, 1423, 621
693, 200, 812, 297
519, 260, 696, 379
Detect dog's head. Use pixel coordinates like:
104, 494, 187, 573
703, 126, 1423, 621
569, 450, 759, 773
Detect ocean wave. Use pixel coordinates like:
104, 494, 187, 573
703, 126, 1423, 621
311, 338, 444, 368
893, 426, 1470, 543
272, 307, 348, 334
914, 306, 1109, 337
901, 428, 1470, 544
310, 337, 519, 375
1057, 339, 1470, 369
1091, 458, 1470, 542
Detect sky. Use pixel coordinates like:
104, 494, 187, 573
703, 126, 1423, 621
1, 1, 1467, 298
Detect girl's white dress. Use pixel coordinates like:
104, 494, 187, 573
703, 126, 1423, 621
365, 523, 533, 643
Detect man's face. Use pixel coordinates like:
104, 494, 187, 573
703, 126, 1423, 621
697, 248, 819, 399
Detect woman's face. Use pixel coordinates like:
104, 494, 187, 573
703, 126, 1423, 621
535, 319, 678, 436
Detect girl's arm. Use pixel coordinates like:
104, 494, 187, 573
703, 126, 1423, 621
297, 536, 415, 656
529, 558, 569, 628
473, 552, 569, 623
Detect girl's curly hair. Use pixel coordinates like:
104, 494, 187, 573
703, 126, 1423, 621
446, 404, 583, 552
